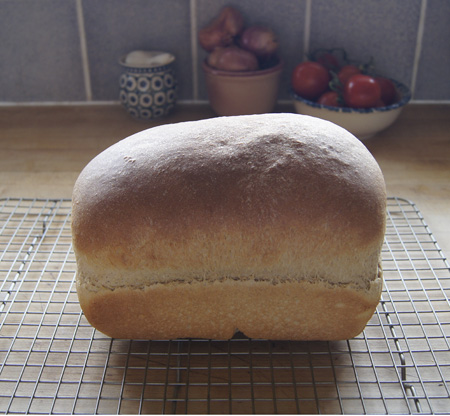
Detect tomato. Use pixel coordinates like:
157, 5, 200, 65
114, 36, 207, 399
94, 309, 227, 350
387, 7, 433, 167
344, 74, 381, 108
317, 91, 341, 107
338, 65, 361, 86
291, 61, 331, 100
375, 77, 397, 106
315, 52, 340, 71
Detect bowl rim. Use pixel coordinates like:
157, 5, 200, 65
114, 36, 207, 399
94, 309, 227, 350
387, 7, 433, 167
202, 58, 284, 77
291, 78, 411, 113
119, 51, 176, 68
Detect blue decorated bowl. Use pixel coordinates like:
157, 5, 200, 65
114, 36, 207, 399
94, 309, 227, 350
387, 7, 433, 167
292, 78, 411, 140
119, 52, 177, 120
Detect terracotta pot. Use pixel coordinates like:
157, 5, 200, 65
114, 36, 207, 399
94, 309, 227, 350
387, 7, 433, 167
202, 59, 284, 116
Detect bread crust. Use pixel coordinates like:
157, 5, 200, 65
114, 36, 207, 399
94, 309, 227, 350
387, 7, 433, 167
77, 275, 382, 341
72, 113, 386, 340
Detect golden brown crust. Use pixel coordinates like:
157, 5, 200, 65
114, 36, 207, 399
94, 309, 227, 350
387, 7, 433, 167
72, 113, 386, 340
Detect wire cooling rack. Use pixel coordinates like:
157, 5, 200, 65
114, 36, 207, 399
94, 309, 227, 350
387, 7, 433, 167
0, 197, 449, 415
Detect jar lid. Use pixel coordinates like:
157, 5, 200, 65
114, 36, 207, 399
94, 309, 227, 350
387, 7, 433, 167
120, 51, 175, 68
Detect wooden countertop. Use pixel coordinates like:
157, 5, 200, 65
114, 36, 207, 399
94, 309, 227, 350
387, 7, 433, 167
0, 103, 449, 256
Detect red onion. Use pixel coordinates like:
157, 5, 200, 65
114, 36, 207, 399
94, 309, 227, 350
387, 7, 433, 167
239, 25, 278, 60
198, 27, 232, 53
198, 7, 244, 52
221, 7, 244, 38
207, 46, 259, 72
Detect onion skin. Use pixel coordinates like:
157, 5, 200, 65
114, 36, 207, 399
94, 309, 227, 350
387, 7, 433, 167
239, 25, 278, 60
207, 46, 259, 72
198, 7, 244, 52
221, 7, 244, 38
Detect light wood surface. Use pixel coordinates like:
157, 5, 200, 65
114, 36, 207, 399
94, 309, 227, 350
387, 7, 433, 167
0, 103, 449, 256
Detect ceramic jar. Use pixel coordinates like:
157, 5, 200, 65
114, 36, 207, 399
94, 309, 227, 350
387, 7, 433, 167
119, 51, 177, 120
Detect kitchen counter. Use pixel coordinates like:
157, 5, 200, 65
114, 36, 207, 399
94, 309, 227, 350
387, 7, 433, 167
1, 103, 450, 414
0, 103, 449, 256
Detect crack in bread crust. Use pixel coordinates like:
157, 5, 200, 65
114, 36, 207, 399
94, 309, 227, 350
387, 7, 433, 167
77, 258, 383, 292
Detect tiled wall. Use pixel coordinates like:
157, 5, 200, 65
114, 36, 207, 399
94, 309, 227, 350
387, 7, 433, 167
1, 0, 449, 104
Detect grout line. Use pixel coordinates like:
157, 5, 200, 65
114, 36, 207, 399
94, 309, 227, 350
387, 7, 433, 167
0, 99, 448, 108
410, 0, 428, 99
190, 0, 199, 101
0, 101, 122, 107
303, 0, 312, 60
75, 0, 93, 101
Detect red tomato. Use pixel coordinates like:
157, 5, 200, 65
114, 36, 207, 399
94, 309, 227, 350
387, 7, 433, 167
291, 61, 331, 100
344, 74, 381, 108
376, 77, 397, 106
316, 52, 340, 71
317, 91, 341, 107
338, 65, 361, 86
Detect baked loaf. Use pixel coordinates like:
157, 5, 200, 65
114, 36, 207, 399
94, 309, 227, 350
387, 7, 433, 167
72, 113, 386, 340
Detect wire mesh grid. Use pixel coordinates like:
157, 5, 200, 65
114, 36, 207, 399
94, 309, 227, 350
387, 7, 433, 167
0, 197, 449, 414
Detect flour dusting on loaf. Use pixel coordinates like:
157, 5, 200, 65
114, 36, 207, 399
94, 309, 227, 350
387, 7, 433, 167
72, 113, 386, 340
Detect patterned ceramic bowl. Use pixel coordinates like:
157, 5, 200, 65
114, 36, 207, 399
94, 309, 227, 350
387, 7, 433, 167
292, 78, 411, 140
119, 51, 177, 120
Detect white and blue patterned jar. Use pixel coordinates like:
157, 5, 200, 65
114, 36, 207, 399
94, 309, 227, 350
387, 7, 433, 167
119, 51, 177, 120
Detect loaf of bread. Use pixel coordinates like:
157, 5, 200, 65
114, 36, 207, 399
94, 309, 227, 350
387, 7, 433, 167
72, 113, 386, 340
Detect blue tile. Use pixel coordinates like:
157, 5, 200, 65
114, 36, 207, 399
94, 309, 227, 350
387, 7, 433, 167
196, 0, 307, 100
414, 0, 450, 100
309, 0, 421, 88
0, 0, 85, 102
0, 0, 448, 104
83, 0, 191, 101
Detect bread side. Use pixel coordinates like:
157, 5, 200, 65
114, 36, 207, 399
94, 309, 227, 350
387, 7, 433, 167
77, 273, 383, 340
72, 113, 386, 340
